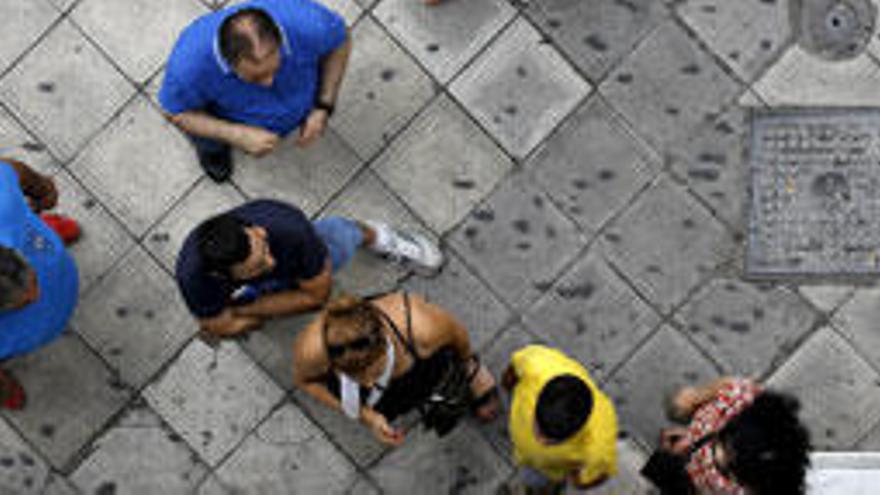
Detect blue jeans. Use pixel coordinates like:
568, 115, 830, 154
313, 217, 364, 272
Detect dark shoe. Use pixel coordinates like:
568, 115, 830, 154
40, 213, 81, 246
0, 368, 25, 410
197, 145, 233, 183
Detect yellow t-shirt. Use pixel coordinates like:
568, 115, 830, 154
509, 345, 618, 485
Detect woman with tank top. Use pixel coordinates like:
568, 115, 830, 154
292, 292, 499, 446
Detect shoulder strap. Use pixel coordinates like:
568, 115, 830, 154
372, 296, 420, 361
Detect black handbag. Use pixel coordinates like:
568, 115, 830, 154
641, 432, 717, 495
418, 350, 479, 437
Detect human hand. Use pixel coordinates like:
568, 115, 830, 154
501, 364, 518, 392
365, 410, 405, 447
32, 176, 58, 212
667, 386, 701, 423
234, 126, 280, 157
295, 109, 329, 148
660, 427, 690, 456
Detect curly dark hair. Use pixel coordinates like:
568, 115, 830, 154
719, 391, 812, 495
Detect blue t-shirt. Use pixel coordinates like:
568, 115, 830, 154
159, 0, 347, 136
0, 163, 78, 360
175, 200, 328, 319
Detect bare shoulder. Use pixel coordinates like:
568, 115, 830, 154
403, 293, 451, 354
292, 316, 328, 378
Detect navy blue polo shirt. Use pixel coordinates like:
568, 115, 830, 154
175, 200, 328, 319
159, 0, 346, 136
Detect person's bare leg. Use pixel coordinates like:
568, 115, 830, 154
358, 222, 377, 247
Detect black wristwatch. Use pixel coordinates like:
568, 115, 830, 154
315, 100, 335, 117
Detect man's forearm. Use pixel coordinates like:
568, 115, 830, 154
168, 111, 244, 146
317, 35, 352, 106
232, 289, 326, 319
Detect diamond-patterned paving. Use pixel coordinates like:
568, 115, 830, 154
0, 0, 879, 493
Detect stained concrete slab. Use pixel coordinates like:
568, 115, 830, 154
524, 251, 661, 381
450, 17, 591, 158
70, 405, 209, 494
373, 0, 516, 83
448, 173, 587, 309
67, 96, 201, 236
331, 17, 436, 161
143, 339, 285, 466
374, 95, 513, 233
0, 19, 135, 162
768, 328, 880, 450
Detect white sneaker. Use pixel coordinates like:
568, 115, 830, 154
365, 221, 444, 274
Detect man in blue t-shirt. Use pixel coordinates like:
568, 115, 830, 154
176, 200, 443, 336
159, 0, 352, 182
0, 160, 79, 410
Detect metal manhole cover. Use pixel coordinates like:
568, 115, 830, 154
792, 0, 877, 61
748, 109, 880, 277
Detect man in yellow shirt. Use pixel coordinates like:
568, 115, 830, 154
501, 345, 618, 494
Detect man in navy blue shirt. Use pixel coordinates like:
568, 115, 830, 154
160, 0, 352, 182
177, 200, 443, 336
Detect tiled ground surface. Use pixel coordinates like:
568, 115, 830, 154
1, 0, 880, 493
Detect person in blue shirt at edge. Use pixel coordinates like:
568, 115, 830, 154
176, 199, 443, 337
159, 0, 352, 182
0, 159, 80, 410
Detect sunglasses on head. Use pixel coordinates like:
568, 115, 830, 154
326, 333, 381, 359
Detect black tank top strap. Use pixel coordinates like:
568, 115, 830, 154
372, 292, 421, 361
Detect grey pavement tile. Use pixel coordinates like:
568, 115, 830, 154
599, 176, 737, 314
214, 403, 360, 494
238, 313, 313, 390
373, 0, 516, 83
145, 179, 245, 272
798, 285, 856, 313
524, 0, 667, 81
478, 325, 546, 458
589, 439, 654, 495
143, 339, 285, 466
68, 96, 202, 236
528, 96, 659, 233
234, 128, 362, 217
331, 17, 436, 160
374, 95, 513, 233
0, 418, 52, 494
0, 0, 60, 76
2, 333, 132, 469
677, 0, 792, 82
221, 0, 362, 23
0, 19, 135, 162
752, 46, 880, 106
291, 385, 390, 469
71, 0, 208, 83
833, 287, 880, 372
369, 423, 512, 494
41, 473, 79, 495
46, 0, 78, 13
0, 106, 59, 175
606, 325, 719, 446
668, 106, 749, 233
600, 21, 742, 156
857, 419, 880, 451
70, 405, 209, 495
450, 17, 591, 159
767, 328, 880, 450
195, 475, 230, 495
322, 170, 437, 295
346, 476, 380, 495
524, 251, 662, 381
401, 251, 512, 352
448, 173, 587, 309
71, 247, 197, 388
51, 170, 136, 295
675, 279, 819, 378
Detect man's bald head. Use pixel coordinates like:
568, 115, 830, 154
219, 8, 282, 83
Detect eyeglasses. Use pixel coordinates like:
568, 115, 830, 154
326, 334, 380, 359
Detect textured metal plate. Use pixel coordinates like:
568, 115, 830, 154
748, 108, 880, 276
